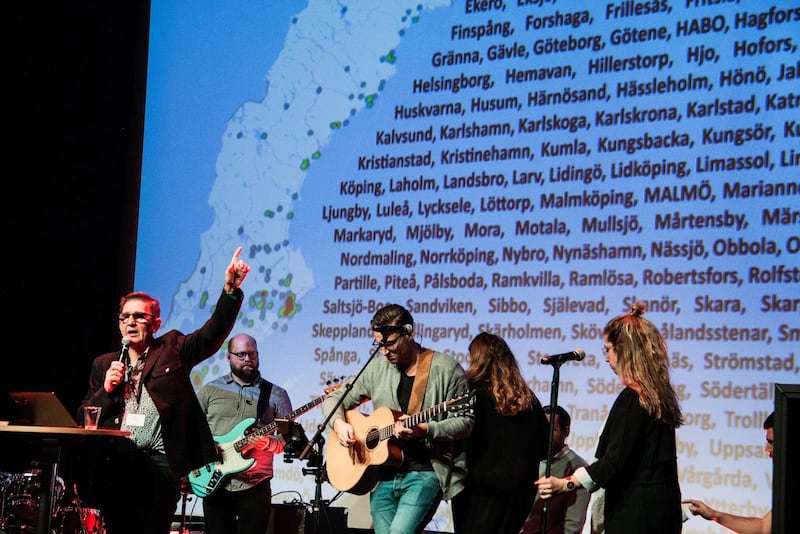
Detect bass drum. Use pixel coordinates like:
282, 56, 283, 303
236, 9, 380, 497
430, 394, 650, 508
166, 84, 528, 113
5, 470, 64, 526
0, 471, 14, 522
53, 506, 105, 534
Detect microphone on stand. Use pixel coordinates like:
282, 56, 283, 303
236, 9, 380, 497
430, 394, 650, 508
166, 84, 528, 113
540, 349, 585, 365
539, 348, 585, 531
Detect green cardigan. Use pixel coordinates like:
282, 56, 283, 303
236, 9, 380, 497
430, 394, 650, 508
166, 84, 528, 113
322, 350, 474, 499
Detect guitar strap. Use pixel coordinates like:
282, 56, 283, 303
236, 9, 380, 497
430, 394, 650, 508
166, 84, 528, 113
256, 379, 274, 422
407, 348, 433, 415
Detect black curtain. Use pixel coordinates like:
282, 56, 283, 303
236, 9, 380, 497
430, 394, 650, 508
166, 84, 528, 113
2, 2, 149, 476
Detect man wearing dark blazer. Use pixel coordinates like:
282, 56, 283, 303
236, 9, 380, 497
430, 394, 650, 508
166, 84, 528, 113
78, 247, 251, 534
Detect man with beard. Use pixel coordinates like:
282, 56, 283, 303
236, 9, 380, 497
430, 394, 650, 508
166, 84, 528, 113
196, 333, 293, 534
322, 303, 474, 534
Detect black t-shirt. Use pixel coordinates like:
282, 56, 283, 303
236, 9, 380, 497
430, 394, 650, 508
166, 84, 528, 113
379, 372, 433, 479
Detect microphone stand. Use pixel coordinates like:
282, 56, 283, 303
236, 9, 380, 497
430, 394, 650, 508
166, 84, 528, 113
299, 439, 340, 534
540, 358, 563, 534
179, 484, 189, 534
298, 342, 383, 534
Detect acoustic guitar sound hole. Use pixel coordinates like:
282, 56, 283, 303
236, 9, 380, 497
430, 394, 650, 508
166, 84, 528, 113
364, 428, 380, 449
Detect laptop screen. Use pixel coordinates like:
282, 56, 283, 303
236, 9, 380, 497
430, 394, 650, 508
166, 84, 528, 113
8, 391, 79, 427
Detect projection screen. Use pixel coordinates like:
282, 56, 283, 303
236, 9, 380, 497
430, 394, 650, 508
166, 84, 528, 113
136, 1, 799, 531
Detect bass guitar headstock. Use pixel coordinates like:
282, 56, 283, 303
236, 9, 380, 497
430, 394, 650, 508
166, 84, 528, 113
324, 375, 348, 395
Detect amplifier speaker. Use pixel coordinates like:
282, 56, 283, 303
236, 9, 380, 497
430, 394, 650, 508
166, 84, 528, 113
270, 504, 304, 534
170, 514, 205, 533
270, 504, 348, 534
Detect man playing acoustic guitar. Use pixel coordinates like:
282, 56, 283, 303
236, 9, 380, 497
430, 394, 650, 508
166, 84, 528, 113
322, 303, 475, 534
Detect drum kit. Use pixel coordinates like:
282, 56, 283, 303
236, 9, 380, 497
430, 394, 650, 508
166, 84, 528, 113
0, 470, 104, 534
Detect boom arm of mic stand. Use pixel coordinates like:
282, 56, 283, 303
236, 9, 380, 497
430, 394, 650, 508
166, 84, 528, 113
299, 343, 382, 534
298, 342, 382, 462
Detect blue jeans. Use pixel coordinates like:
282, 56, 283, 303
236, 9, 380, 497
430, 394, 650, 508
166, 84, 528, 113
370, 471, 442, 534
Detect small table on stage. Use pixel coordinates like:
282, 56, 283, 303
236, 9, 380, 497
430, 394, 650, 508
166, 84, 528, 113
0, 424, 130, 534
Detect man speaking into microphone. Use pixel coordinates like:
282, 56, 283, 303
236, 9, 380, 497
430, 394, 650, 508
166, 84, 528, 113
109, 337, 130, 387
77, 246, 251, 534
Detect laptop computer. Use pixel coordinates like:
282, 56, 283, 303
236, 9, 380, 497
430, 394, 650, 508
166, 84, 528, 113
8, 391, 79, 427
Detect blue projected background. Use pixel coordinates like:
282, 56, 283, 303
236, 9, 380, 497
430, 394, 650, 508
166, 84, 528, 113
137, 2, 798, 531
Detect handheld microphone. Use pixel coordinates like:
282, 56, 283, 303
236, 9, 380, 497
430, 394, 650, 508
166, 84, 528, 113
541, 349, 586, 365
116, 338, 131, 384
119, 338, 131, 363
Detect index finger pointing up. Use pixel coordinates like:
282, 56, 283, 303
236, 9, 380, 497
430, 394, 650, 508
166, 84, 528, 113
230, 246, 243, 265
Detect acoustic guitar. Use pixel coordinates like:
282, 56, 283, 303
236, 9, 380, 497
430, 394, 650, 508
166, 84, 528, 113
325, 391, 474, 495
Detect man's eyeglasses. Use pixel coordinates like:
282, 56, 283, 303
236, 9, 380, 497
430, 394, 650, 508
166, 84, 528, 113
372, 335, 404, 348
118, 312, 154, 324
229, 351, 258, 360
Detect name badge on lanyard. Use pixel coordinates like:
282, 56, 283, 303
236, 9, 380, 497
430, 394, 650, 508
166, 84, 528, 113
123, 413, 146, 427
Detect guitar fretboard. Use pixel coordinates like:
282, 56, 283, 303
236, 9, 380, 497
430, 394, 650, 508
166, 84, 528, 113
377, 394, 471, 441
233, 393, 327, 452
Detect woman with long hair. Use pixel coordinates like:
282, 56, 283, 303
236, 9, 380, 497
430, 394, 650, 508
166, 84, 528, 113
452, 332, 549, 534
537, 302, 684, 533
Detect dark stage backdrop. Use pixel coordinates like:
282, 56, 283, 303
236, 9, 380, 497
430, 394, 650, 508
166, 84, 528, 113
2, 2, 148, 468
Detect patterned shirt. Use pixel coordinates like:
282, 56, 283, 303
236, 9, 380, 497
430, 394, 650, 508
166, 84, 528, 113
120, 349, 165, 453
